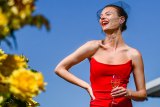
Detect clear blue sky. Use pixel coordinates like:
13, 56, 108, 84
1, 0, 160, 107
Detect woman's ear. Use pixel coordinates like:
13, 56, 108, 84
119, 16, 125, 24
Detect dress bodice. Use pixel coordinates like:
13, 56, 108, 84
90, 57, 133, 107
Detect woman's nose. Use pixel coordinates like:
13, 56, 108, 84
100, 15, 106, 20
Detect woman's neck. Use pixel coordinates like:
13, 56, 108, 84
102, 30, 125, 50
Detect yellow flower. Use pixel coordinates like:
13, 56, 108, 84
22, 0, 33, 4
19, 10, 27, 19
9, 68, 45, 99
0, 54, 7, 62
8, 0, 15, 6
0, 96, 4, 104
35, 72, 46, 91
12, 55, 28, 68
9, 69, 38, 99
11, 6, 19, 15
0, 12, 8, 26
0, 54, 28, 76
0, 49, 4, 54
0, 49, 7, 66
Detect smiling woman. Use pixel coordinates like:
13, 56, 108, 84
97, 2, 129, 33
54, 1, 147, 107
100, 7, 127, 33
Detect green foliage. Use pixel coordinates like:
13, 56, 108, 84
0, 0, 49, 106
0, 0, 50, 48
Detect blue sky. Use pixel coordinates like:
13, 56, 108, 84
1, 0, 160, 107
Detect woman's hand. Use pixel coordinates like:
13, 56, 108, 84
86, 86, 95, 100
111, 87, 132, 98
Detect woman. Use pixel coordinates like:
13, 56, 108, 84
55, 1, 147, 107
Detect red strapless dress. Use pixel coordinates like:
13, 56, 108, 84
90, 57, 133, 107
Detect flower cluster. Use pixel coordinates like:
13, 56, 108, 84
0, 0, 49, 106
0, 0, 50, 46
0, 49, 46, 107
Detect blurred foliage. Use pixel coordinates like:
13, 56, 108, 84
0, 0, 49, 106
0, 49, 47, 107
0, 0, 50, 48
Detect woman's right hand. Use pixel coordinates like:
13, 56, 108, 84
86, 85, 95, 100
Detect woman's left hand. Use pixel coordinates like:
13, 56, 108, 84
111, 86, 130, 98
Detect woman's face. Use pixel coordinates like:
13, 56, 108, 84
99, 7, 122, 32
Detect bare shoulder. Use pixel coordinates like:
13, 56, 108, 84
126, 46, 143, 65
128, 46, 142, 58
84, 40, 101, 50
70, 40, 101, 59
85, 40, 101, 46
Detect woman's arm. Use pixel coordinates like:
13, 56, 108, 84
111, 49, 147, 101
54, 40, 100, 100
128, 49, 147, 101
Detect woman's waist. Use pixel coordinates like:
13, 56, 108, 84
92, 84, 127, 99
93, 89, 112, 100
92, 89, 131, 101
91, 83, 127, 90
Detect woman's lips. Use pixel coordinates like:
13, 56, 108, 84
101, 21, 109, 26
